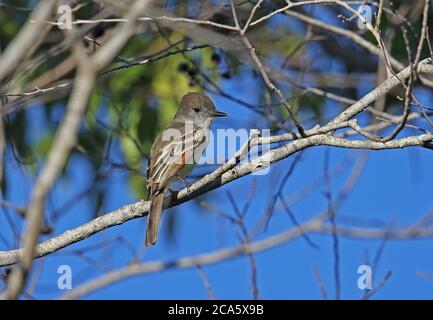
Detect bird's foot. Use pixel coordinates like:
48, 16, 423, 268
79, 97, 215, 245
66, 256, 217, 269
175, 175, 193, 196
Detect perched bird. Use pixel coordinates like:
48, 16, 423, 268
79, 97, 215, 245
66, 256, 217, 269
145, 92, 227, 246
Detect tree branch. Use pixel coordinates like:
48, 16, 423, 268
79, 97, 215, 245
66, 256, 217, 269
1, 131, 431, 268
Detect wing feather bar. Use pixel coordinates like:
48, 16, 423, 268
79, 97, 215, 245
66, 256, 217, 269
149, 127, 206, 190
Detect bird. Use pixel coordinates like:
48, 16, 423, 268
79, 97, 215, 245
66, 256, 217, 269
145, 92, 227, 246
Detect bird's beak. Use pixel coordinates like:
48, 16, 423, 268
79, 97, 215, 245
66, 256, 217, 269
213, 110, 227, 117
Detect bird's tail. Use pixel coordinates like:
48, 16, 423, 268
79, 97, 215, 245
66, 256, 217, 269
145, 192, 164, 246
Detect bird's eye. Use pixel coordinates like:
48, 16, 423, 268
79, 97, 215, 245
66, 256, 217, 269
193, 107, 200, 113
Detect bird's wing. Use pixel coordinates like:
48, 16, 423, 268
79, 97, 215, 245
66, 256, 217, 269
147, 125, 207, 194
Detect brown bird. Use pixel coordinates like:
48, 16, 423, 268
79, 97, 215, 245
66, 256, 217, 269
145, 92, 227, 246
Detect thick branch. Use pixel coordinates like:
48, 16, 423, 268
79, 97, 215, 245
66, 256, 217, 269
0, 0, 151, 300
0, 131, 431, 267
